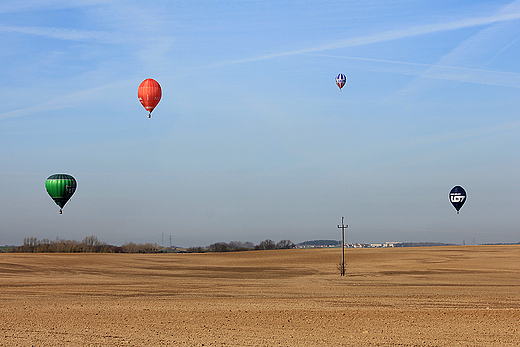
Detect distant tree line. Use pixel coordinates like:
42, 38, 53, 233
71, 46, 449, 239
8, 236, 160, 253
7, 237, 295, 254
187, 239, 295, 253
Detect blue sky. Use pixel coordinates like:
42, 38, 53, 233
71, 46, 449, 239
1, 0, 520, 247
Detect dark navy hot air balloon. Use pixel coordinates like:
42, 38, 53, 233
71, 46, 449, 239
449, 186, 466, 214
336, 73, 346, 90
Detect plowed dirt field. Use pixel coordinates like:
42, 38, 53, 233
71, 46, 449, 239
1, 245, 519, 346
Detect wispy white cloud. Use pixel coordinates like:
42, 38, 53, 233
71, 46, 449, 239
309, 54, 520, 88
211, 7, 520, 67
406, 120, 520, 147
395, 0, 520, 95
0, 25, 128, 45
0, 80, 132, 121
481, 0, 520, 67
0, 0, 111, 14
482, 35, 520, 68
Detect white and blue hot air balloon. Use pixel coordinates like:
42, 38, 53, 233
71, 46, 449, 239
336, 73, 347, 90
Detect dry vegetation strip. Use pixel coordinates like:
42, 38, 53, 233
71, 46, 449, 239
1, 245, 519, 346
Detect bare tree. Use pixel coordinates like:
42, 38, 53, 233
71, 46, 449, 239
276, 239, 295, 249
228, 241, 255, 251
187, 246, 205, 253
209, 242, 228, 252
122, 242, 159, 253
256, 239, 276, 250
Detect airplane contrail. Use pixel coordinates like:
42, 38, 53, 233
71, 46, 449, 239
0, 25, 128, 45
211, 9, 520, 67
307, 54, 520, 88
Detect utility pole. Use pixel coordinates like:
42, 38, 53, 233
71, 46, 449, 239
169, 235, 172, 248
337, 217, 348, 276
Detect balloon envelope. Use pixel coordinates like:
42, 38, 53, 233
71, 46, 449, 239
45, 174, 77, 213
137, 78, 162, 117
336, 73, 346, 90
449, 186, 466, 213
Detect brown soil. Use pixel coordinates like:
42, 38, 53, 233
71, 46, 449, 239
1, 245, 519, 346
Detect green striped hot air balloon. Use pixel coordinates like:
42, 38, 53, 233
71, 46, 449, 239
45, 174, 77, 214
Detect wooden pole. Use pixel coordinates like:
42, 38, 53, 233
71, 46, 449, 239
337, 217, 348, 276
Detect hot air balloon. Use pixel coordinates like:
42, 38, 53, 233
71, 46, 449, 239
137, 78, 162, 118
336, 73, 346, 90
449, 186, 466, 214
45, 174, 77, 214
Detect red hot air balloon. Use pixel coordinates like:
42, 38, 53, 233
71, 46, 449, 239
137, 78, 162, 118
